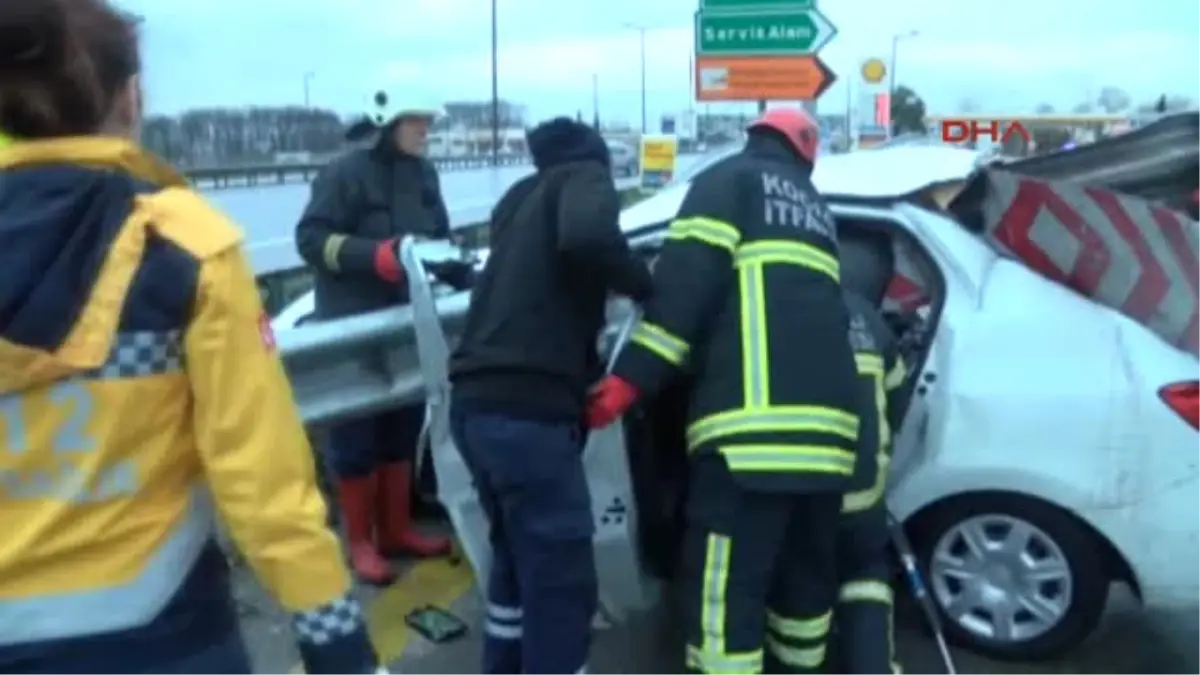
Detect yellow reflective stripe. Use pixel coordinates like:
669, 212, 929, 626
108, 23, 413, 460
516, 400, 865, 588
839, 579, 902, 673
687, 534, 762, 673
764, 636, 826, 668
667, 216, 742, 254
629, 320, 690, 366
885, 356, 908, 390
685, 644, 764, 674
700, 534, 732, 653
765, 609, 830, 669
736, 239, 840, 283
843, 454, 889, 512
0, 491, 214, 645
839, 579, 894, 605
738, 262, 769, 406
687, 406, 859, 449
855, 353, 884, 375
766, 608, 831, 639
720, 444, 856, 474
322, 233, 347, 272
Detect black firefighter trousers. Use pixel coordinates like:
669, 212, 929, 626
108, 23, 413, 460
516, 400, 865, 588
681, 457, 843, 675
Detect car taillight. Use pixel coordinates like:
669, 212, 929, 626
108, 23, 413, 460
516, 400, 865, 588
1159, 381, 1199, 430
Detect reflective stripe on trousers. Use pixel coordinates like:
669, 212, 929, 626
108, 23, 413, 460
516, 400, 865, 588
687, 533, 764, 674
764, 608, 831, 670
839, 579, 902, 674
0, 490, 215, 646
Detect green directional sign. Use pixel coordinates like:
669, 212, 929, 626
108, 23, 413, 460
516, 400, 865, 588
701, 0, 815, 11
695, 8, 838, 57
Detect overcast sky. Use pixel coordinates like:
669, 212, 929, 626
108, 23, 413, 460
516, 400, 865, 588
124, 0, 1199, 124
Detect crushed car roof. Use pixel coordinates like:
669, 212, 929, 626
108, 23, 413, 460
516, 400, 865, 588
619, 145, 984, 233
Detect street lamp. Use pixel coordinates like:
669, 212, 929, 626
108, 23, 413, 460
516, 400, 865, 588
303, 71, 315, 107
888, 30, 919, 96
623, 22, 649, 134
490, 0, 500, 166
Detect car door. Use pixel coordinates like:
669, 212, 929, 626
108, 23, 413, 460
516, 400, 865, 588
883, 205, 986, 519
401, 239, 661, 622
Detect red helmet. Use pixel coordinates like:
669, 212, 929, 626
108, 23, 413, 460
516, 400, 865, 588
748, 107, 820, 164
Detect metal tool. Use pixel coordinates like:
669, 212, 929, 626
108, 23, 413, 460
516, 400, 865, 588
886, 510, 958, 675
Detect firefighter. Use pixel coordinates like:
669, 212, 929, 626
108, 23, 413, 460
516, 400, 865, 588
0, 1, 378, 672
295, 87, 462, 584
449, 117, 652, 674
587, 107, 861, 674
836, 227, 908, 674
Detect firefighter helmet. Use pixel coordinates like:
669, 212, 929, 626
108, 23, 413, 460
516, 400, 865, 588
748, 107, 820, 164
364, 88, 444, 128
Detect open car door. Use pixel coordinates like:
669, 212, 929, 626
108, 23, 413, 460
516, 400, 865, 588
400, 238, 660, 622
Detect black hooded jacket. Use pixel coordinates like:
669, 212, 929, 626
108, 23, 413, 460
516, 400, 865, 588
450, 118, 652, 420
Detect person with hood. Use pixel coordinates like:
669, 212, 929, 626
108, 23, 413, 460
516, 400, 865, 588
295, 88, 467, 584
834, 229, 908, 674
448, 117, 652, 674
586, 107, 861, 674
0, 0, 379, 673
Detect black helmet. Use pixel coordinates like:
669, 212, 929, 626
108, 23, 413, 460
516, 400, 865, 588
839, 228, 895, 306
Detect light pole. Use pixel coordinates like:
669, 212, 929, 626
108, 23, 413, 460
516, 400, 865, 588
623, 23, 649, 134
490, 0, 500, 166
303, 71, 314, 107
888, 30, 918, 139
888, 30, 918, 96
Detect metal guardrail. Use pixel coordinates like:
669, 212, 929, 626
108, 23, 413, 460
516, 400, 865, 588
185, 154, 533, 189
276, 232, 655, 426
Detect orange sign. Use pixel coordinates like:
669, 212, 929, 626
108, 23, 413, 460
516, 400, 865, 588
695, 55, 836, 102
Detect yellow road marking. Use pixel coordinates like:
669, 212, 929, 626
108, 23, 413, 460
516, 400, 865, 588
290, 556, 475, 673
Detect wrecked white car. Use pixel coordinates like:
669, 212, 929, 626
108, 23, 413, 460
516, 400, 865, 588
277, 113, 1200, 661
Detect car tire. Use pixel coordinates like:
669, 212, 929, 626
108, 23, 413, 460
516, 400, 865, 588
908, 493, 1110, 662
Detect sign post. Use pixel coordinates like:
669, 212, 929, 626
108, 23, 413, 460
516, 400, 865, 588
694, 0, 839, 106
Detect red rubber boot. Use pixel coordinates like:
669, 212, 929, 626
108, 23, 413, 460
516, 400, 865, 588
336, 474, 396, 585
376, 461, 451, 557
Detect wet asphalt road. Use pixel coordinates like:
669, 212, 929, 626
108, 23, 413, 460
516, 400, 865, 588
241, 566, 1200, 672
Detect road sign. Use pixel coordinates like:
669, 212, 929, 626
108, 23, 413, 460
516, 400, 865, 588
694, 8, 838, 57
695, 55, 837, 102
701, 0, 815, 11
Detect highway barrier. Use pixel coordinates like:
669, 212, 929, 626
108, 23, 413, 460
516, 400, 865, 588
186, 153, 533, 189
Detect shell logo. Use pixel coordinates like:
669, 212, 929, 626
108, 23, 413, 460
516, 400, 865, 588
861, 58, 887, 84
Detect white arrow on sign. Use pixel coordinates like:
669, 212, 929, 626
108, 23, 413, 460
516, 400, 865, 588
805, 7, 838, 54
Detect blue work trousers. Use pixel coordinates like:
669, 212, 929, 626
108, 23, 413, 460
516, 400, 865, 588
327, 405, 423, 477
449, 402, 597, 674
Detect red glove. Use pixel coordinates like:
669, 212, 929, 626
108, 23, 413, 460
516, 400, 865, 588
373, 238, 404, 283
585, 376, 639, 429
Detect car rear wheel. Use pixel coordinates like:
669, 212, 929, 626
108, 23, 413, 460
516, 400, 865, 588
909, 493, 1110, 661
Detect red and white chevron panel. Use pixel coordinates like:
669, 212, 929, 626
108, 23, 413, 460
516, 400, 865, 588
977, 172, 1199, 354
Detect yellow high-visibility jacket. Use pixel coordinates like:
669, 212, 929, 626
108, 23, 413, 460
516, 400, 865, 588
0, 138, 354, 651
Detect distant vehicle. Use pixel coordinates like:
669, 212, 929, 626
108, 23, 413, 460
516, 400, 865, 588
607, 140, 638, 178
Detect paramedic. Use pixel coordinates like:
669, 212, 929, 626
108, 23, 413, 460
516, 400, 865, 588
836, 227, 908, 674
450, 116, 653, 674
0, 1, 378, 673
587, 107, 862, 674
295, 89, 464, 584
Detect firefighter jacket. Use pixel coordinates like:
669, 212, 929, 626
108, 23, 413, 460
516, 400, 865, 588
0, 138, 374, 673
295, 132, 451, 319
612, 136, 862, 494
841, 291, 909, 514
